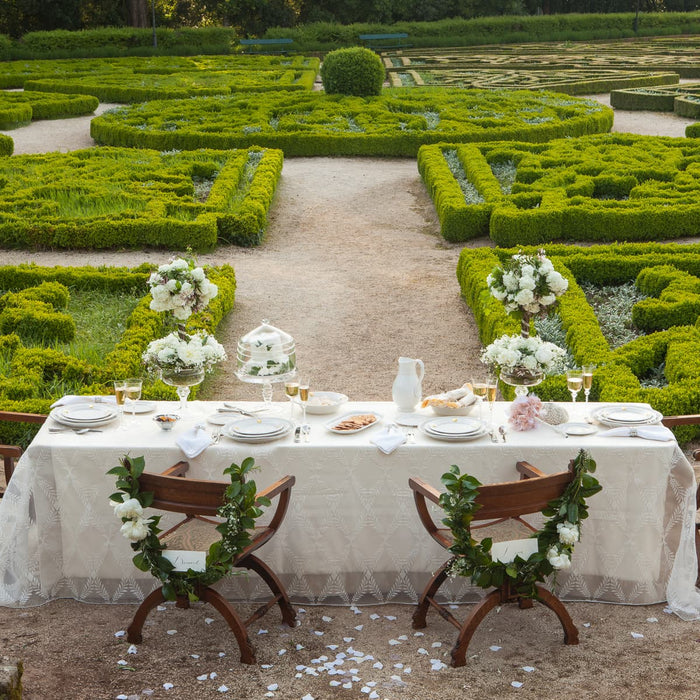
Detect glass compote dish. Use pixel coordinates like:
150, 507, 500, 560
236, 320, 297, 410
161, 366, 206, 412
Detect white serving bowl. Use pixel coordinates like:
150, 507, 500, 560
430, 403, 474, 416
303, 391, 348, 415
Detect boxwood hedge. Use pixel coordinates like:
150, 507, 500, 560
0, 262, 236, 446
0, 90, 98, 129
611, 82, 700, 116
0, 146, 283, 250
688, 122, 700, 138
0, 135, 12, 156
90, 88, 613, 157
457, 242, 700, 442
419, 134, 700, 244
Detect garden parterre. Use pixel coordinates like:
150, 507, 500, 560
418, 134, 700, 245
611, 83, 700, 118
457, 243, 700, 443
0, 89, 98, 129
0, 146, 283, 249
90, 88, 613, 157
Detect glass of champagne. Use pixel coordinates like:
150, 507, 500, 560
298, 378, 310, 426
114, 379, 127, 430
582, 364, 595, 403
472, 377, 487, 422
124, 378, 142, 425
486, 375, 498, 427
566, 369, 583, 403
284, 380, 299, 422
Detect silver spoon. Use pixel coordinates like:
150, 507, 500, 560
49, 427, 102, 434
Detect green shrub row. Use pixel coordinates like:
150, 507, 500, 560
688, 122, 700, 138
0, 263, 236, 446
90, 88, 612, 158
419, 134, 700, 245
0, 134, 12, 156
611, 82, 700, 115
0, 90, 98, 129
0, 55, 320, 90
0, 146, 283, 250
456, 243, 700, 442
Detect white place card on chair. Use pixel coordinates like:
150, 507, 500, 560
162, 550, 207, 572
490, 539, 539, 564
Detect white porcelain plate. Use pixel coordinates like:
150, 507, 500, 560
326, 412, 382, 434
228, 417, 291, 437
423, 416, 483, 436
561, 422, 597, 436
304, 391, 348, 415
591, 404, 662, 427
419, 422, 489, 442
222, 422, 292, 443
56, 403, 114, 422
127, 400, 157, 414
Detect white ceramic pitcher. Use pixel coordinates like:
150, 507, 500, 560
392, 357, 425, 412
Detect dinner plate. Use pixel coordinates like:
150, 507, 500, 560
56, 404, 115, 422
591, 404, 662, 427
560, 422, 597, 436
326, 411, 382, 434
419, 421, 489, 442
304, 391, 349, 415
422, 416, 483, 436
228, 417, 291, 437
126, 400, 157, 414
221, 422, 292, 443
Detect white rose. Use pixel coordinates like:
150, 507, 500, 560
120, 517, 150, 542
515, 289, 534, 305
546, 546, 572, 570
112, 498, 143, 519
557, 521, 579, 545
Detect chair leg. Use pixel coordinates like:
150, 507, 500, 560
412, 561, 450, 629
451, 589, 503, 667
199, 587, 256, 665
534, 585, 579, 645
238, 554, 297, 627
127, 587, 167, 643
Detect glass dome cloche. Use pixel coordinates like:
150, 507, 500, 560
236, 319, 297, 406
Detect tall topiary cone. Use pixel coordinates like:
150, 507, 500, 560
320, 47, 385, 97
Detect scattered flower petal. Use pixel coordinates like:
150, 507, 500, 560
646, 617, 658, 623
404, 667, 412, 674
384, 615, 397, 621
267, 684, 278, 691
204, 618, 214, 625
298, 608, 306, 614
127, 645, 138, 655
511, 681, 523, 688
114, 631, 126, 638
219, 653, 226, 658
302, 695, 314, 700
369, 692, 379, 699
583, 623, 591, 628
342, 682, 352, 689
258, 629, 268, 635
330, 681, 341, 687
394, 663, 403, 669
355, 625, 364, 631
209, 672, 217, 679
413, 631, 424, 637
489, 645, 502, 652
631, 632, 644, 639
117, 660, 128, 666
217, 685, 229, 693
156, 605, 166, 612
343, 637, 354, 643
278, 649, 287, 656
417, 648, 428, 655
431, 642, 442, 648
190, 654, 200, 659
322, 615, 333, 622
663, 607, 673, 614
197, 674, 208, 681
295, 644, 305, 651
522, 666, 535, 673
163, 683, 174, 690
314, 631, 324, 636
369, 614, 380, 620
388, 639, 401, 646
166, 630, 177, 635
116, 695, 128, 699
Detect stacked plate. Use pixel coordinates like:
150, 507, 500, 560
591, 404, 662, 428
50, 402, 119, 428
222, 417, 293, 443
420, 416, 488, 442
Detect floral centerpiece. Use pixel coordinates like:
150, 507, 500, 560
142, 331, 226, 376
481, 334, 566, 380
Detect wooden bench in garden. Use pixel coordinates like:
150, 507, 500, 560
239, 38, 293, 55
359, 33, 411, 52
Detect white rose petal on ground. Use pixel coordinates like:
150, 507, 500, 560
394, 663, 403, 669
209, 672, 217, 679
166, 630, 177, 635
117, 660, 128, 666
417, 648, 428, 655
278, 649, 287, 655
258, 629, 268, 634
511, 681, 524, 688
265, 693, 274, 698
267, 683, 279, 691
647, 617, 658, 623
322, 615, 333, 622
219, 653, 226, 658
163, 683, 174, 690
369, 614, 380, 620
489, 645, 502, 651
314, 631, 324, 636
156, 605, 166, 612
127, 645, 138, 654
343, 637, 354, 642
373, 662, 383, 669
404, 667, 412, 674
388, 639, 401, 646
330, 680, 341, 687
343, 682, 353, 689
522, 666, 535, 673
583, 623, 591, 628
217, 685, 229, 693
663, 607, 673, 614
413, 631, 424, 637
204, 618, 214, 625
431, 642, 441, 648
114, 631, 126, 638
369, 692, 379, 699
116, 695, 128, 699
631, 632, 644, 639
197, 673, 208, 681
384, 615, 397, 621
355, 625, 364, 631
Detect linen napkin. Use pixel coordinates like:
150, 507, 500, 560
176, 424, 213, 458
370, 425, 407, 455
51, 395, 116, 408
600, 425, 675, 442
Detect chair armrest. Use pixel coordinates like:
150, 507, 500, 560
409, 477, 452, 548
0, 445, 23, 459
408, 477, 441, 504
662, 415, 700, 427
516, 461, 546, 479
160, 461, 189, 477
257, 475, 295, 533
0, 411, 47, 424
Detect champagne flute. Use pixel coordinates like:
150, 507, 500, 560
486, 375, 498, 427
582, 364, 595, 403
472, 377, 487, 422
124, 378, 142, 425
114, 379, 127, 430
285, 381, 299, 422
566, 369, 583, 403
298, 378, 310, 426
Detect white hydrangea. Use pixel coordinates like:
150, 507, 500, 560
143, 330, 227, 373
481, 334, 567, 376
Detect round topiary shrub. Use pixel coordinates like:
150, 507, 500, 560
320, 47, 385, 97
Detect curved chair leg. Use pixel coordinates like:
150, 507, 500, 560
534, 585, 579, 645
451, 589, 503, 667
199, 587, 257, 665
239, 554, 297, 627
127, 587, 167, 643
412, 560, 450, 629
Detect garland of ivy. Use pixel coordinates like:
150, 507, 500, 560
439, 449, 602, 599
108, 455, 269, 602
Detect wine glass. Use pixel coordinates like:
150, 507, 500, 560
124, 378, 142, 425
582, 364, 595, 403
486, 375, 498, 427
114, 379, 127, 430
285, 380, 299, 422
566, 369, 583, 403
298, 377, 310, 426
472, 377, 487, 422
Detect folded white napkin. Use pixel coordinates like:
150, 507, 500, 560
601, 425, 675, 442
176, 424, 213, 458
50, 395, 117, 408
370, 425, 407, 455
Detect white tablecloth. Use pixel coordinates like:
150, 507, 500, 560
1, 401, 698, 619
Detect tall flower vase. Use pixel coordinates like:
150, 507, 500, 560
161, 367, 206, 412
500, 368, 544, 398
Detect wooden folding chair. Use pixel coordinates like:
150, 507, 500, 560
0, 411, 47, 498
409, 460, 579, 667
126, 461, 296, 664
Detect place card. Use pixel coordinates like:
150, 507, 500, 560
162, 550, 206, 572
490, 538, 538, 564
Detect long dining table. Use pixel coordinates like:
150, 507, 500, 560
0, 400, 698, 620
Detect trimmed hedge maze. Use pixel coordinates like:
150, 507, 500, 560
390, 68, 678, 96
0, 135, 12, 156
611, 83, 700, 118
0, 90, 98, 129
90, 88, 613, 158
418, 134, 700, 245
0, 147, 283, 250
0, 262, 235, 446
457, 242, 700, 443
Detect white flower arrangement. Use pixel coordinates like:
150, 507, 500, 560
142, 330, 227, 373
487, 250, 568, 317
546, 545, 572, 570
480, 334, 566, 377
112, 498, 150, 542
148, 257, 218, 321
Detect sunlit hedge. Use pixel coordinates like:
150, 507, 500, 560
0, 90, 98, 128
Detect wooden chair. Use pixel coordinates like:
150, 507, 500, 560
661, 414, 700, 586
0, 411, 47, 498
126, 462, 297, 664
409, 460, 579, 667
